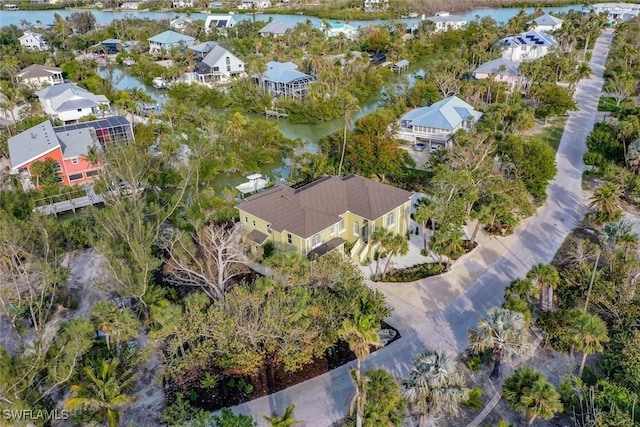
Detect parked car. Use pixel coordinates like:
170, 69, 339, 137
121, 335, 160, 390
413, 143, 426, 152
430, 145, 440, 152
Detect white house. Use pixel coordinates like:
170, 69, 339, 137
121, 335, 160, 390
472, 58, 524, 88
528, 14, 563, 32
204, 15, 236, 34
499, 30, 557, 62
37, 83, 112, 124
324, 22, 358, 39
584, 3, 640, 21
194, 45, 245, 83
19, 31, 47, 51
16, 64, 64, 89
172, 0, 193, 7
120, 2, 139, 9
397, 96, 483, 149
238, 0, 270, 10
208, 1, 223, 8
363, 0, 388, 11
423, 11, 467, 32
170, 16, 193, 31
147, 30, 195, 53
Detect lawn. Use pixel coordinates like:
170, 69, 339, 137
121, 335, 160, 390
525, 118, 566, 152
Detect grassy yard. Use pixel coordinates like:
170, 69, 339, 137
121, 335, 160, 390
525, 118, 566, 152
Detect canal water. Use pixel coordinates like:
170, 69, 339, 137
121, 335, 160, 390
2, 4, 581, 28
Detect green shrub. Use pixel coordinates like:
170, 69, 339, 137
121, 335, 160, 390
464, 387, 483, 410
374, 262, 447, 282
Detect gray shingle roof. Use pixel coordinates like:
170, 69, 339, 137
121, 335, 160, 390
202, 45, 237, 68
258, 21, 293, 35
189, 41, 218, 54
400, 96, 483, 130
238, 175, 413, 238
8, 120, 59, 169
529, 14, 563, 26
16, 64, 62, 79
37, 83, 109, 111
473, 58, 520, 76
56, 128, 98, 158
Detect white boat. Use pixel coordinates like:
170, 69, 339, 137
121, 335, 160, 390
122, 57, 136, 66
235, 173, 268, 194
152, 76, 169, 89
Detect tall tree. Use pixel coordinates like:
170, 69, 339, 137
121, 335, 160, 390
526, 263, 560, 312
503, 367, 563, 426
568, 309, 609, 376
338, 92, 361, 176
468, 307, 529, 379
588, 183, 621, 222
402, 349, 469, 426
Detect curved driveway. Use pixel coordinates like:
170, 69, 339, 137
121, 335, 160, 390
225, 29, 614, 426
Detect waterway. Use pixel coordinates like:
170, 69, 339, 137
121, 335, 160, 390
1, 4, 582, 28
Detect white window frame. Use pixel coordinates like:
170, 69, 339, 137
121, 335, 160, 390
287, 233, 292, 244
71, 157, 79, 164
386, 211, 396, 229
354, 221, 360, 236
338, 218, 345, 233
266, 224, 272, 234
311, 233, 321, 249
330, 224, 336, 236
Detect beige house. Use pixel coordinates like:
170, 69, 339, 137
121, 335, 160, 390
237, 175, 413, 262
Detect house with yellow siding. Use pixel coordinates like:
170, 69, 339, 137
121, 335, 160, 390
237, 174, 413, 261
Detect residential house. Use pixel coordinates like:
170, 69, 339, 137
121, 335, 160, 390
147, 30, 195, 53
120, 2, 139, 9
258, 21, 294, 37
8, 117, 133, 188
397, 96, 483, 149
260, 61, 315, 98
208, 1, 223, 8
363, 0, 388, 11
172, 0, 193, 7
204, 14, 236, 34
584, 3, 640, 21
19, 31, 47, 51
423, 11, 467, 32
237, 174, 413, 261
30, 0, 50, 4
324, 22, 358, 39
472, 58, 523, 88
100, 38, 121, 54
188, 41, 218, 59
37, 83, 112, 124
499, 30, 557, 62
16, 64, 64, 89
528, 14, 563, 32
195, 45, 245, 83
170, 16, 193, 32
238, 0, 271, 10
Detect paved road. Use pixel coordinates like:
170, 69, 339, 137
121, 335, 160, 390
223, 30, 614, 426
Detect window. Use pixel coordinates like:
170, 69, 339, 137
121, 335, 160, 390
71, 158, 79, 164
387, 211, 396, 228
245, 216, 248, 222
287, 233, 292, 244
253, 220, 256, 226
226, 65, 231, 72
311, 234, 321, 248
85, 169, 100, 177
330, 224, 336, 236
69, 173, 83, 181
77, 108, 83, 112
225, 56, 230, 65
338, 218, 346, 233
267, 224, 272, 234
354, 221, 360, 236
53, 162, 62, 173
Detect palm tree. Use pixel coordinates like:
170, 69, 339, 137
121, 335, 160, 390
370, 228, 392, 280
339, 313, 382, 427
402, 349, 469, 426
468, 307, 529, 379
264, 404, 296, 427
337, 92, 361, 176
568, 309, 609, 376
381, 234, 409, 279
588, 183, 621, 222
413, 200, 435, 254
64, 359, 136, 427
526, 263, 559, 312
503, 367, 563, 426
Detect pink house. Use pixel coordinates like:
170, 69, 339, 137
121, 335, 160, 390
472, 58, 524, 87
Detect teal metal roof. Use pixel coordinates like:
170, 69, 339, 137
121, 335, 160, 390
147, 30, 194, 44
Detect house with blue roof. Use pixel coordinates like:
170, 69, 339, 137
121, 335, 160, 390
188, 41, 218, 59
397, 96, 483, 149
528, 14, 563, 32
499, 30, 557, 62
147, 30, 195, 54
260, 61, 315, 98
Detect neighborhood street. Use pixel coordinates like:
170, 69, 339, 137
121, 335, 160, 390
224, 29, 615, 426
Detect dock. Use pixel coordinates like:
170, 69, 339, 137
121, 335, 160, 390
34, 185, 105, 216
265, 108, 288, 119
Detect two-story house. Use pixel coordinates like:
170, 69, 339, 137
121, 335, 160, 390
260, 61, 315, 98
8, 116, 134, 188
363, 0, 388, 11
527, 14, 563, 32
397, 96, 483, 150
19, 31, 47, 51
423, 11, 467, 32
204, 15, 236, 34
37, 83, 112, 124
472, 58, 524, 88
237, 175, 413, 261
499, 30, 557, 62
195, 45, 245, 83
16, 64, 64, 89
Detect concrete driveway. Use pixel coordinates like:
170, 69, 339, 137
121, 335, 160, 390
221, 29, 614, 426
